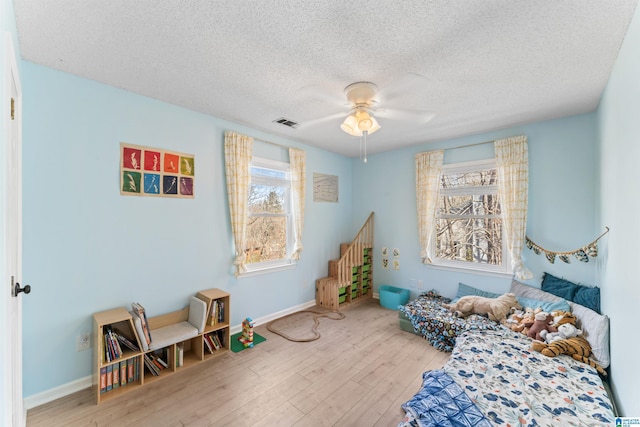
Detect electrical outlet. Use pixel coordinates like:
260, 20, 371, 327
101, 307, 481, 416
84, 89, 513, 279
418, 279, 424, 289
76, 333, 90, 351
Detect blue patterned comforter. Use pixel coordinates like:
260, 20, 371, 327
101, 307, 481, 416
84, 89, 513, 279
401, 328, 614, 427
399, 292, 500, 352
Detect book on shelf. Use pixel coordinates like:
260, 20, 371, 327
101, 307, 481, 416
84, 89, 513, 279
218, 301, 224, 323
176, 343, 184, 367
114, 328, 140, 352
112, 363, 120, 389
120, 361, 127, 386
217, 329, 226, 347
106, 365, 113, 391
100, 367, 107, 394
112, 330, 123, 357
203, 334, 214, 354
156, 357, 168, 369
127, 358, 135, 383
131, 302, 152, 346
208, 300, 218, 326
210, 333, 221, 350
207, 299, 226, 326
143, 354, 160, 376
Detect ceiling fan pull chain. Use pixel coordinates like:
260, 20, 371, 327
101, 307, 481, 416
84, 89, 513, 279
363, 130, 368, 163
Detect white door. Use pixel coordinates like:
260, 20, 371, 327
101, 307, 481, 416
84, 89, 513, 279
4, 33, 25, 427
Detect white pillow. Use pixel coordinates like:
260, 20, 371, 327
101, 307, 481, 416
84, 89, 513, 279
570, 301, 610, 368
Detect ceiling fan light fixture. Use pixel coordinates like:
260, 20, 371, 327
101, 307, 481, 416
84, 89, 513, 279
365, 116, 381, 134
340, 109, 381, 137
340, 114, 361, 136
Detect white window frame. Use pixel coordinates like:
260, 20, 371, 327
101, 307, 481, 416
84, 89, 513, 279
242, 157, 296, 276
430, 159, 512, 277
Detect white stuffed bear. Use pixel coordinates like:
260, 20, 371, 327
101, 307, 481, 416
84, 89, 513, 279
540, 323, 583, 344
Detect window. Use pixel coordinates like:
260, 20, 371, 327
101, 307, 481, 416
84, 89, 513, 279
244, 157, 293, 272
431, 159, 510, 274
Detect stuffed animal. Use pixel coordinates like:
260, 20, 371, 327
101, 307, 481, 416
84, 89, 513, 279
531, 336, 607, 376
540, 323, 583, 344
503, 309, 525, 331
550, 310, 577, 328
504, 307, 536, 334
445, 293, 521, 322
527, 311, 556, 341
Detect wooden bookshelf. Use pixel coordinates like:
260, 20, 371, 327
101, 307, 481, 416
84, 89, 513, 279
92, 288, 231, 404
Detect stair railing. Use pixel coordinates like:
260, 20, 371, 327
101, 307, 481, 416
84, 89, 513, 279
335, 212, 374, 287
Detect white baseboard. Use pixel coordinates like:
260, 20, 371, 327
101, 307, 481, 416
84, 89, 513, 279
229, 299, 317, 334
25, 299, 318, 409
24, 375, 92, 410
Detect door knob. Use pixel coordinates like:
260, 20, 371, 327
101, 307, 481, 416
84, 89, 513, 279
14, 282, 31, 296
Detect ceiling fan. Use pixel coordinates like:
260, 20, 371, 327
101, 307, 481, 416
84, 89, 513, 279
337, 80, 434, 162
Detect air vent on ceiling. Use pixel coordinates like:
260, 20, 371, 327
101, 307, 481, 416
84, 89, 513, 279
273, 117, 299, 129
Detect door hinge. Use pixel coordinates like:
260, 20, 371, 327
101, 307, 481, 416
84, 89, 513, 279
11, 97, 15, 120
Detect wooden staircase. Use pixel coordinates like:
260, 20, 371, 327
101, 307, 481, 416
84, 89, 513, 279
316, 212, 374, 311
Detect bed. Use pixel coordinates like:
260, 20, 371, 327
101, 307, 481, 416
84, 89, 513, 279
398, 277, 615, 426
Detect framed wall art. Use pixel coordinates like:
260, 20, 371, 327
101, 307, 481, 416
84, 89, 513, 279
313, 173, 338, 202
120, 142, 195, 198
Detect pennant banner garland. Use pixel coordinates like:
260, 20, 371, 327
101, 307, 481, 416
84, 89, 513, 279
525, 227, 609, 264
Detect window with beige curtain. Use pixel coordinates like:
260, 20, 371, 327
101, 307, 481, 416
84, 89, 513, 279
225, 132, 306, 275
416, 136, 531, 278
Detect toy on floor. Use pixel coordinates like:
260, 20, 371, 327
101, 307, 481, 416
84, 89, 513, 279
238, 317, 254, 348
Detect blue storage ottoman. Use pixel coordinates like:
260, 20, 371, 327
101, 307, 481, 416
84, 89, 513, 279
379, 285, 410, 310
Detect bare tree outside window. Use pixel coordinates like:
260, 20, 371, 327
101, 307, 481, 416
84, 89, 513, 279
245, 160, 290, 265
434, 163, 504, 269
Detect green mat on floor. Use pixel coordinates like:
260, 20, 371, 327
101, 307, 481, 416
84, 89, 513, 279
230, 332, 266, 353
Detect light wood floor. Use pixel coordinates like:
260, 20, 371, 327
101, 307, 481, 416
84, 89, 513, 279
27, 299, 449, 427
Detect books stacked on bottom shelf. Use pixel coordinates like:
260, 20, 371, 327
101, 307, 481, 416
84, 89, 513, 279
100, 358, 140, 394
203, 331, 224, 354
143, 349, 170, 376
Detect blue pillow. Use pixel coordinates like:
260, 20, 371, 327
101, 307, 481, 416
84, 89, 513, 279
574, 286, 601, 314
515, 296, 570, 313
541, 272, 601, 313
541, 273, 579, 300
452, 283, 501, 303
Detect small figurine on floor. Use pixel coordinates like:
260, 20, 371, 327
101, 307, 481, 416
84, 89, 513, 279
238, 317, 254, 348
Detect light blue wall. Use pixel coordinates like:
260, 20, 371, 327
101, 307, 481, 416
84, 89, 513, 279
353, 113, 598, 299
20, 62, 354, 397
597, 2, 640, 416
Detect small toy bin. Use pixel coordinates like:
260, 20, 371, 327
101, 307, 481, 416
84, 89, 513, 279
379, 285, 410, 310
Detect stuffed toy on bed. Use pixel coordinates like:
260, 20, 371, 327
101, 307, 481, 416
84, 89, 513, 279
540, 323, 582, 344
527, 311, 556, 341
550, 310, 577, 328
531, 334, 607, 376
504, 306, 539, 335
445, 292, 520, 322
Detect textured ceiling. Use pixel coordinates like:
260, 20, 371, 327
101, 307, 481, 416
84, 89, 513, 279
13, 1, 639, 157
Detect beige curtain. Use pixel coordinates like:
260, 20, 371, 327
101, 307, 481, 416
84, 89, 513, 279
289, 148, 306, 260
224, 131, 253, 277
415, 150, 444, 263
494, 135, 533, 280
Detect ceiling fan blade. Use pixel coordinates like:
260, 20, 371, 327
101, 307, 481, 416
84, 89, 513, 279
374, 107, 435, 124
296, 111, 347, 128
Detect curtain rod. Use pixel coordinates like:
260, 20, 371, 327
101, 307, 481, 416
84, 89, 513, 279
445, 139, 495, 151
254, 138, 291, 150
